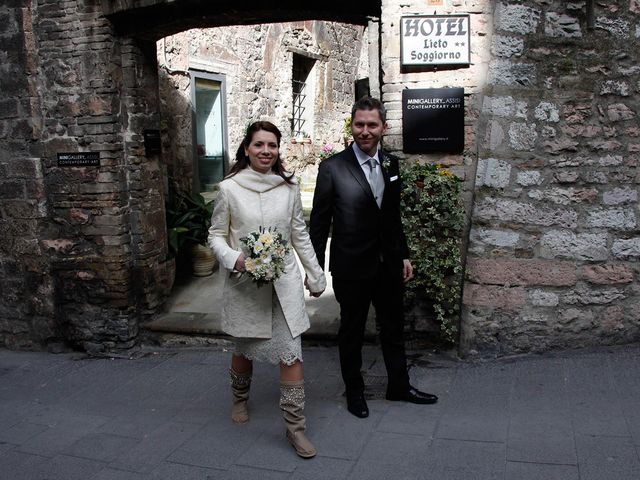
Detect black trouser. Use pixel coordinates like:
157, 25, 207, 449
332, 260, 410, 396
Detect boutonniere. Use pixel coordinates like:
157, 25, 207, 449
381, 155, 391, 171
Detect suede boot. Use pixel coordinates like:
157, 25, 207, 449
279, 379, 316, 458
229, 367, 251, 424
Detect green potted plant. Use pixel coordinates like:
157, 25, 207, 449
165, 185, 216, 276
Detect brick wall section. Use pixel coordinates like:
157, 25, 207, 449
1, 1, 171, 352
461, 0, 640, 355
0, 1, 55, 349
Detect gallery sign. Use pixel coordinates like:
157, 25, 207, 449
57, 152, 100, 167
400, 14, 470, 67
402, 88, 464, 154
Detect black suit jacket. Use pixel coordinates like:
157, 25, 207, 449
309, 144, 410, 280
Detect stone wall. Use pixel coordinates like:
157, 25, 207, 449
0, 1, 53, 348
157, 22, 367, 190
382, 0, 640, 355
464, 0, 639, 355
0, 0, 172, 352
381, 0, 640, 356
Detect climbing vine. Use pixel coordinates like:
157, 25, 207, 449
400, 162, 465, 344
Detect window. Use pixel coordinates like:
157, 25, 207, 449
292, 54, 316, 139
191, 72, 227, 199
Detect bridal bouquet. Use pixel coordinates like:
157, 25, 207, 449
240, 226, 290, 287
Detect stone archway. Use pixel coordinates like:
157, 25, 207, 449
102, 1, 380, 38
1, 0, 379, 352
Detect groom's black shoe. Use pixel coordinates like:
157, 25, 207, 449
346, 393, 369, 418
386, 386, 438, 405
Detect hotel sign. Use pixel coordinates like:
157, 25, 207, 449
400, 15, 470, 67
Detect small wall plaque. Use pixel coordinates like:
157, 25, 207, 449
57, 152, 100, 167
144, 129, 162, 155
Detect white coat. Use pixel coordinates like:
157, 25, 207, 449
207, 168, 326, 339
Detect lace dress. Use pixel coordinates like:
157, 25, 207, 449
234, 287, 302, 366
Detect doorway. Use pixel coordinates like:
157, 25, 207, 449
149, 20, 374, 339
192, 72, 227, 201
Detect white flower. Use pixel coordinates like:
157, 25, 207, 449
240, 226, 290, 287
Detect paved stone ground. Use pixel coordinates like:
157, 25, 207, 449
1, 342, 640, 480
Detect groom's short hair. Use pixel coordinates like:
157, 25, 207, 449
351, 96, 387, 124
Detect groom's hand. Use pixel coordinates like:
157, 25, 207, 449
402, 259, 413, 283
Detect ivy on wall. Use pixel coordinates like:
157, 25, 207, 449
400, 162, 465, 344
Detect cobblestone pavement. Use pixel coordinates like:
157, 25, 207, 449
1, 342, 639, 479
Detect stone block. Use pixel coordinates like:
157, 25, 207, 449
488, 60, 537, 87
543, 138, 579, 154
582, 264, 634, 285
482, 96, 527, 119
588, 139, 623, 151
2, 199, 45, 220
562, 124, 603, 138
0, 98, 19, 119
99, 234, 131, 246
557, 307, 595, 331
600, 80, 631, 96
463, 283, 527, 310
470, 227, 519, 248
83, 224, 128, 236
600, 305, 625, 331
603, 187, 638, 205
599, 154, 624, 166
0, 180, 25, 199
529, 289, 559, 307
612, 237, 640, 259
491, 35, 524, 57
562, 286, 625, 305
495, 3, 541, 34
595, 17, 631, 37
6, 158, 41, 178
475, 158, 511, 188
467, 258, 577, 287
528, 187, 598, 205
485, 120, 505, 150
545, 12, 581, 38
607, 103, 636, 122
474, 198, 578, 228
516, 170, 543, 186
539, 230, 609, 261
553, 171, 580, 183
534, 101, 560, 122
581, 171, 608, 184
586, 207, 637, 230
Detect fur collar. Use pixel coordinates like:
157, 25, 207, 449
229, 167, 294, 193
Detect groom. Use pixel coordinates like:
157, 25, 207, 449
309, 96, 438, 418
